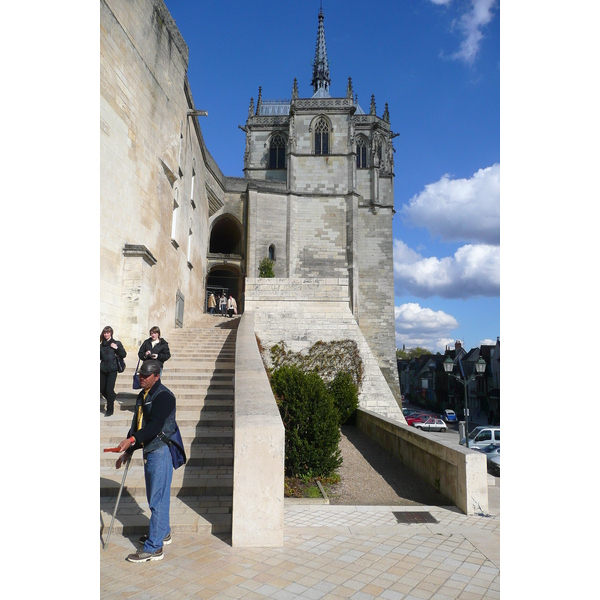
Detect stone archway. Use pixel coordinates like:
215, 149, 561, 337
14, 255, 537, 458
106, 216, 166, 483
209, 215, 243, 255
206, 265, 243, 315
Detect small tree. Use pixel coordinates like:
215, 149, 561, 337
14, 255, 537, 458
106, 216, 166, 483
327, 371, 359, 425
271, 365, 342, 478
258, 257, 275, 278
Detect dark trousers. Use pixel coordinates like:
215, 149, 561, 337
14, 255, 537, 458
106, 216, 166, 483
100, 370, 118, 412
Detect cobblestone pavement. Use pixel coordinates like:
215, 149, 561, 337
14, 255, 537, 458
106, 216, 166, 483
101, 425, 499, 598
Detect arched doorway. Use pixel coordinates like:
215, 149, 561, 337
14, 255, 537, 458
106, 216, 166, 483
209, 215, 242, 254
206, 265, 243, 315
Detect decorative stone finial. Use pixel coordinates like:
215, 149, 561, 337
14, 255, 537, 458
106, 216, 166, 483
256, 86, 262, 115
248, 97, 254, 118
370, 95, 376, 116
383, 102, 390, 123
346, 77, 353, 99
292, 78, 299, 100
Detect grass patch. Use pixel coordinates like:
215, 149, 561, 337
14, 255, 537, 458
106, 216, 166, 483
284, 474, 341, 498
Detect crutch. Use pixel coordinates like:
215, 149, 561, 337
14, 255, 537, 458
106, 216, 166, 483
102, 451, 131, 550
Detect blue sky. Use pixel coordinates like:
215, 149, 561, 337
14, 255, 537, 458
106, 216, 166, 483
165, 0, 500, 353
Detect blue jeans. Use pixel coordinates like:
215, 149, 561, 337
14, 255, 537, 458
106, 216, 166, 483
143, 444, 173, 552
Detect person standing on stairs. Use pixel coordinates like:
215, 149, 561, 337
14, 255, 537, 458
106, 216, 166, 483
138, 326, 171, 375
227, 294, 237, 317
208, 292, 216, 314
115, 359, 177, 563
219, 291, 227, 317
100, 326, 127, 417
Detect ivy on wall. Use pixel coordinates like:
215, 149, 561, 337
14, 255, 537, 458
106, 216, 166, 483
259, 339, 364, 389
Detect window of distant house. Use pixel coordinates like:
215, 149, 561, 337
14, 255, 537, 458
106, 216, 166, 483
268, 244, 276, 261
314, 118, 329, 155
269, 134, 286, 169
356, 137, 368, 168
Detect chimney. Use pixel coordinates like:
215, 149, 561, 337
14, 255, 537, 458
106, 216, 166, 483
455, 340, 462, 351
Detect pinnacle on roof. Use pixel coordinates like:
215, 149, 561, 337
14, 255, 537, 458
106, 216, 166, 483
311, 6, 331, 95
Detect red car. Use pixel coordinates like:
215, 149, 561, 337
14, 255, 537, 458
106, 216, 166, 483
405, 413, 434, 426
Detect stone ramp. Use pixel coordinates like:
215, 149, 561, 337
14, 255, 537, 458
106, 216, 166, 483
100, 316, 239, 539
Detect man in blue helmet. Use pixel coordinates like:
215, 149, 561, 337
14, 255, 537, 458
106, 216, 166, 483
115, 359, 177, 563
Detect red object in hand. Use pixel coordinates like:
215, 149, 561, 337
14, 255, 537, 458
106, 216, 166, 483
104, 447, 121, 453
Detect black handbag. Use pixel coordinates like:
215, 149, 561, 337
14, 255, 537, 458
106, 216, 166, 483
116, 354, 126, 373
132, 359, 141, 389
158, 426, 187, 469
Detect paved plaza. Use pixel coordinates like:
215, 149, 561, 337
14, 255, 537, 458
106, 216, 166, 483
100, 497, 500, 599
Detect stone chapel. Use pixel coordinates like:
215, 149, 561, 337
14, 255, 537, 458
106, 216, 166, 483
100, 0, 402, 418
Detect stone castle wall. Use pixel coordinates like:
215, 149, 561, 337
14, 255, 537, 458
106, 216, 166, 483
357, 206, 401, 401
245, 278, 404, 423
100, 0, 210, 351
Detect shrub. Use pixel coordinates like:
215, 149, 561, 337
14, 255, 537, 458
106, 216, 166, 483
258, 257, 275, 278
327, 371, 359, 425
271, 365, 342, 478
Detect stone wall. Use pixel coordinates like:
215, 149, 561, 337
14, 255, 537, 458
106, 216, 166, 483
232, 312, 285, 547
357, 205, 401, 401
100, 0, 210, 351
245, 278, 404, 423
357, 408, 489, 515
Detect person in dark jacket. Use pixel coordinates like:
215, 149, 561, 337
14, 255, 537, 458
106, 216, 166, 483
100, 325, 127, 417
115, 360, 176, 563
138, 326, 171, 374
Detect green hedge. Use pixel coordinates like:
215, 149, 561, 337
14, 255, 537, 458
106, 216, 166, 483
328, 371, 359, 425
271, 365, 342, 478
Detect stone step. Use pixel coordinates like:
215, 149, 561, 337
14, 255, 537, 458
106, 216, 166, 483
100, 445, 233, 467
100, 495, 232, 537
101, 412, 233, 429
100, 465, 233, 496
107, 396, 233, 411
113, 389, 234, 398
102, 428, 233, 444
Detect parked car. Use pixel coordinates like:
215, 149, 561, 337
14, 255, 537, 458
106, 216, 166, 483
487, 447, 500, 476
443, 409, 457, 423
474, 443, 499, 455
459, 426, 500, 449
413, 417, 447, 432
406, 413, 434, 426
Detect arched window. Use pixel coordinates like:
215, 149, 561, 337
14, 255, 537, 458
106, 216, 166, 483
356, 137, 368, 169
268, 244, 276, 261
314, 118, 329, 155
269, 134, 286, 169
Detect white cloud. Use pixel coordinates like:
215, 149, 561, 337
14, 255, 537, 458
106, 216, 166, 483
479, 338, 496, 347
393, 239, 499, 299
433, 0, 498, 65
401, 164, 499, 245
395, 303, 459, 351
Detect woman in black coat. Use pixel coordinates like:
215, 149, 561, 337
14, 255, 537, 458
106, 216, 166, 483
100, 325, 127, 417
138, 326, 171, 374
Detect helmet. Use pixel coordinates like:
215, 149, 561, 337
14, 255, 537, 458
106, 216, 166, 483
139, 359, 161, 376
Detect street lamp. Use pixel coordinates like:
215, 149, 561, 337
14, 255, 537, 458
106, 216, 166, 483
443, 355, 486, 449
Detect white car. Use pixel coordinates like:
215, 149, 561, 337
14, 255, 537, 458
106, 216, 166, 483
413, 417, 447, 432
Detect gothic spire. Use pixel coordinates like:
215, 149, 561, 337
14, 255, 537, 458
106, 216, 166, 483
311, 6, 331, 95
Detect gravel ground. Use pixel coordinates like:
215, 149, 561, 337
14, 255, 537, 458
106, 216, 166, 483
327, 425, 452, 506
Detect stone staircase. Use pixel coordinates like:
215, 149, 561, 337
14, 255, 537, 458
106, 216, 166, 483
100, 315, 239, 539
